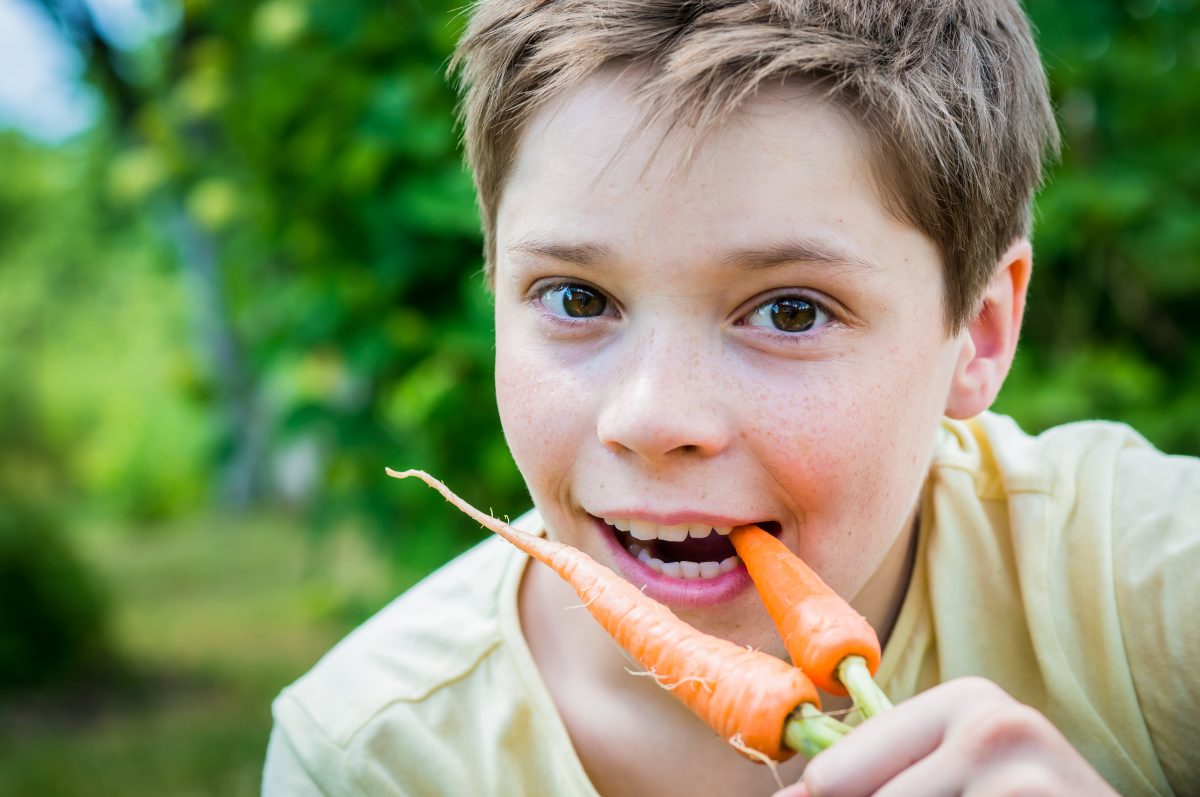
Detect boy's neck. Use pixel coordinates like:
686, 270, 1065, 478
850, 502, 922, 652
811, 503, 921, 718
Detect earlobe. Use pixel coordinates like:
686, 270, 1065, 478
944, 239, 1032, 420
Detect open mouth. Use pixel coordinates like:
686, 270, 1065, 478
599, 516, 781, 580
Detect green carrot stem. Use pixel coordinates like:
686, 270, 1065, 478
782, 702, 852, 758
838, 655, 892, 719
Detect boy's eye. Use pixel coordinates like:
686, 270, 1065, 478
745, 296, 828, 333
539, 283, 610, 318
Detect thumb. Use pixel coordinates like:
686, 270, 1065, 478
773, 783, 810, 797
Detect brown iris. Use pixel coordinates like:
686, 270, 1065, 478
769, 298, 817, 332
561, 285, 607, 317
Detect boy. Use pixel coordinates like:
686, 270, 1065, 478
263, 1, 1199, 795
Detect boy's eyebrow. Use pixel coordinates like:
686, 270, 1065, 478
508, 236, 880, 272
718, 237, 881, 273
509, 238, 616, 268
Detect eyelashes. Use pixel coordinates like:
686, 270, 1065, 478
741, 295, 831, 335
528, 280, 839, 341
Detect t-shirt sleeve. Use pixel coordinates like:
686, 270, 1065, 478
262, 692, 347, 796
1112, 445, 1200, 796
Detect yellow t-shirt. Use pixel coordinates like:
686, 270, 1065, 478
262, 413, 1200, 796
881, 412, 1199, 796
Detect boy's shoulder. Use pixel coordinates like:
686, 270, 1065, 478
275, 510, 541, 747
934, 410, 1199, 581
935, 410, 1199, 509
264, 509, 601, 794
916, 413, 1200, 793
942, 409, 1200, 591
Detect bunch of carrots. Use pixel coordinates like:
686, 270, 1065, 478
389, 468, 893, 764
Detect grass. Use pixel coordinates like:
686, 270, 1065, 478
0, 511, 398, 796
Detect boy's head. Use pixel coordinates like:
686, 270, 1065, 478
453, 0, 1059, 331
452, 1, 1059, 646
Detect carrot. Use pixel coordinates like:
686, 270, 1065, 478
729, 525, 885, 707
388, 468, 830, 763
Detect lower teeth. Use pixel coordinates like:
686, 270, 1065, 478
628, 543, 738, 579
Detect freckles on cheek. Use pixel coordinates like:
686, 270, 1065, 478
495, 341, 595, 493
496, 356, 552, 459
751, 378, 908, 513
772, 377, 866, 452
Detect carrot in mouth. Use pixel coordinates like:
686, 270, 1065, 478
388, 468, 851, 762
730, 524, 892, 717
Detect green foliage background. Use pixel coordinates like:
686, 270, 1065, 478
1, 0, 1197, 749
997, 0, 1200, 452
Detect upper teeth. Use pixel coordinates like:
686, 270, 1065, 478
603, 518, 733, 541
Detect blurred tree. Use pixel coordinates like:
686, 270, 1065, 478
49, 0, 526, 567
0, 115, 204, 694
0, 131, 211, 522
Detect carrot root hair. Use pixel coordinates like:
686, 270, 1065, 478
727, 734, 784, 789
624, 666, 716, 694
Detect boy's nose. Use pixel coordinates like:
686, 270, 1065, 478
595, 334, 732, 464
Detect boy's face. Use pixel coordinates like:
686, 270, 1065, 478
492, 69, 970, 649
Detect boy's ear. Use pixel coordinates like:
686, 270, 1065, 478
944, 238, 1032, 420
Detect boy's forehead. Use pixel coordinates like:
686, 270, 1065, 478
496, 68, 932, 276
507, 68, 864, 203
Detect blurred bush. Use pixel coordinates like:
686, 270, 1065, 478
996, 0, 1200, 453
0, 131, 213, 522
0, 496, 113, 692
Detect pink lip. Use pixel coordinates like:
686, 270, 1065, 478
592, 516, 754, 608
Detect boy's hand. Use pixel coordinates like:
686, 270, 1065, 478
774, 677, 1119, 797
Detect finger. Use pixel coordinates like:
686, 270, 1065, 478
874, 742, 1085, 797
772, 784, 810, 797
853, 691, 1103, 797
804, 677, 1004, 797
869, 743, 967, 797
963, 762, 1068, 797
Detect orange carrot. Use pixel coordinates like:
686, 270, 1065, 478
729, 525, 881, 697
389, 468, 820, 763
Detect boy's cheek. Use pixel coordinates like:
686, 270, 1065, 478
494, 342, 593, 488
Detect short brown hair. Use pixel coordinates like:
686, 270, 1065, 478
451, 0, 1060, 330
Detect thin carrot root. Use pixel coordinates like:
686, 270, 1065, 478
727, 734, 784, 790
624, 667, 716, 693
563, 594, 601, 611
